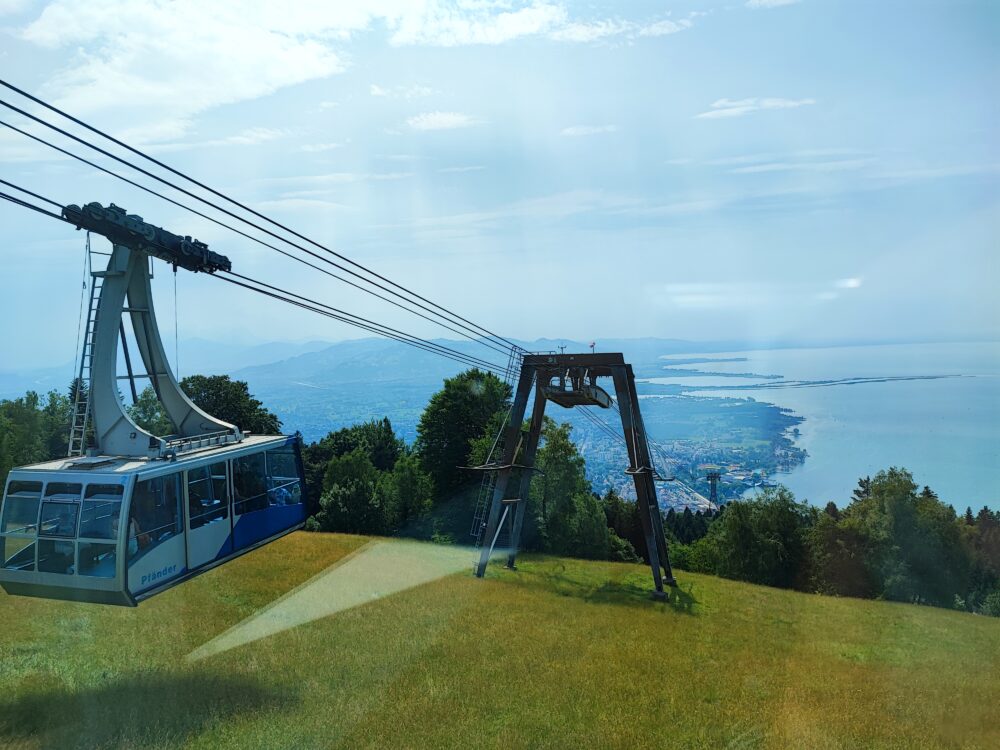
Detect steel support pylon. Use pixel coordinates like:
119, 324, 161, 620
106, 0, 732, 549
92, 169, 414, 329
473, 353, 676, 597
78, 243, 241, 457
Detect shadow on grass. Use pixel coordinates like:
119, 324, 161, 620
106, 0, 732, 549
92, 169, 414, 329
0, 670, 297, 749
513, 565, 700, 616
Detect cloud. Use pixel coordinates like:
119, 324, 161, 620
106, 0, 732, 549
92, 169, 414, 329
20, 3, 354, 143
437, 165, 485, 173
378, 190, 639, 235
221, 127, 286, 145
14, 2, 699, 147
266, 172, 414, 190
370, 83, 435, 99
406, 111, 485, 131
560, 125, 617, 137
549, 20, 631, 43
389, 2, 567, 46
746, 0, 801, 8
730, 158, 873, 174
0, 0, 30, 16
255, 198, 353, 211
652, 279, 857, 311
695, 97, 816, 119
835, 277, 863, 289
141, 126, 289, 153
870, 163, 1000, 182
548, 15, 694, 42
638, 18, 694, 37
299, 142, 344, 153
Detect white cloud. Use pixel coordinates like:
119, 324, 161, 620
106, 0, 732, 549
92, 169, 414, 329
549, 20, 631, 43
0, 0, 30, 16
223, 127, 286, 145
379, 190, 640, 234
14, 2, 698, 147
548, 15, 695, 42
20, 1, 350, 143
390, 2, 567, 46
836, 277, 863, 289
871, 163, 1000, 182
746, 0, 801, 8
270, 172, 414, 187
142, 126, 289, 153
317, 101, 340, 110
255, 198, 353, 211
406, 111, 485, 131
370, 83, 435, 99
377, 154, 421, 162
653, 279, 855, 311
560, 125, 617, 137
617, 199, 723, 217
300, 142, 344, 153
437, 165, 485, 173
638, 18, 693, 37
730, 158, 872, 174
695, 97, 816, 119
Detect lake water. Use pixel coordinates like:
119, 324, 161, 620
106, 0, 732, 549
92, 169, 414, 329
651, 342, 1000, 510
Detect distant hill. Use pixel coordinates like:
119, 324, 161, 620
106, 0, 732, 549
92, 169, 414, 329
228, 336, 740, 442
0, 338, 334, 400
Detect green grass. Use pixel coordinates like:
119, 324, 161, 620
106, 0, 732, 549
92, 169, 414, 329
0, 532, 997, 749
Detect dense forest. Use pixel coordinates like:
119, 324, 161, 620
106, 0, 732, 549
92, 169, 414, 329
1, 370, 998, 617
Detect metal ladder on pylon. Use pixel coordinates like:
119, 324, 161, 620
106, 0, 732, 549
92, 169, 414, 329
470, 348, 525, 562
67, 238, 104, 457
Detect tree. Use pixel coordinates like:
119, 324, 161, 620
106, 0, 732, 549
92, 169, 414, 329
127, 386, 175, 436
0, 389, 73, 487
602, 489, 643, 561
307, 448, 387, 535
852, 476, 872, 503
691, 486, 816, 589
813, 469, 972, 606
381, 453, 434, 528
527, 420, 612, 559
301, 418, 404, 515
415, 369, 510, 496
179, 375, 281, 434
981, 590, 1000, 617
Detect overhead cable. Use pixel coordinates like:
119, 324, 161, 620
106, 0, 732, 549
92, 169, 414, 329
0, 182, 508, 377
0, 83, 523, 354
0, 119, 513, 359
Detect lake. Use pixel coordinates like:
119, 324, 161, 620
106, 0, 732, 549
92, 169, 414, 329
650, 342, 1000, 510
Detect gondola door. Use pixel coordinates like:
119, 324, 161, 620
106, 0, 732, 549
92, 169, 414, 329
185, 461, 233, 569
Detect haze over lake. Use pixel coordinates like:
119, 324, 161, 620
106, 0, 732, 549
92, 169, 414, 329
653, 342, 1000, 510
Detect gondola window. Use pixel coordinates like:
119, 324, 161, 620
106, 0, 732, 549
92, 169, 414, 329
187, 464, 229, 529
128, 475, 181, 560
234, 452, 268, 514
266, 448, 302, 506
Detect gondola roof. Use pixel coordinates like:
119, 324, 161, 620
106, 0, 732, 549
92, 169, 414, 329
9, 434, 288, 478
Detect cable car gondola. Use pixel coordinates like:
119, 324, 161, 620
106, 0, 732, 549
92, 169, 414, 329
0, 435, 306, 605
0, 202, 307, 605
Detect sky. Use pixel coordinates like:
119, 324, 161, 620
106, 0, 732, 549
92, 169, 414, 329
0, 0, 997, 369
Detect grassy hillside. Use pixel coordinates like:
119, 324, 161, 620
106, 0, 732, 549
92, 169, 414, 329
0, 532, 997, 749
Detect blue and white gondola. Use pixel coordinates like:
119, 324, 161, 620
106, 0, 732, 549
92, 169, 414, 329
0, 435, 307, 606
